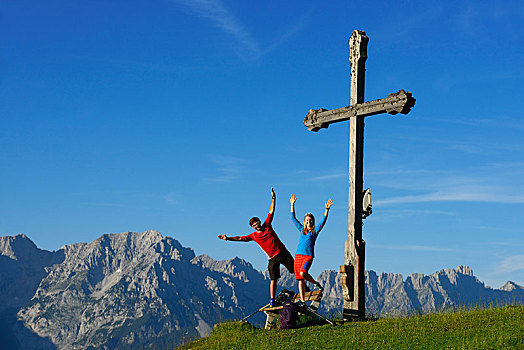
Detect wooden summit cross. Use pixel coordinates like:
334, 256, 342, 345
303, 30, 415, 320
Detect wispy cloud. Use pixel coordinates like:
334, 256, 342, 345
305, 162, 524, 206
172, 0, 260, 60
490, 241, 524, 247
376, 188, 524, 206
307, 168, 434, 182
495, 255, 524, 274
378, 208, 457, 218
436, 116, 524, 131
445, 144, 482, 154
171, 0, 310, 61
307, 172, 346, 181
163, 192, 179, 205
261, 8, 313, 57
372, 161, 524, 206
203, 155, 246, 183
373, 244, 453, 252
68, 54, 209, 74
85, 202, 133, 209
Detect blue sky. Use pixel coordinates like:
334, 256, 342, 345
1, 0, 523, 288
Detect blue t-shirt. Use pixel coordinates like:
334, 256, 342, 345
291, 212, 328, 257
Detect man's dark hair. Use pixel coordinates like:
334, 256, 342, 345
249, 217, 261, 226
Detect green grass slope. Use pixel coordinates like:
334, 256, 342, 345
178, 305, 523, 349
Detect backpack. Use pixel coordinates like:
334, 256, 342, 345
275, 289, 295, 306
280, 301, 299, 329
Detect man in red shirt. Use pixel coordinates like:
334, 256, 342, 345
218, 188, 294, 306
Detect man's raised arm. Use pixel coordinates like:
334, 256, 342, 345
269, 187, 276, 215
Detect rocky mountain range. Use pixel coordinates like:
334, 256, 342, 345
316, 265, 524, 317
1, 231, 522, 349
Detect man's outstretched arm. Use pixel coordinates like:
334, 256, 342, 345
269, 187, 276, 215
217, 234, 246, 242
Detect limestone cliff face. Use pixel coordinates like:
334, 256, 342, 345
1, 232, 523, 349
15, 231, 274, 349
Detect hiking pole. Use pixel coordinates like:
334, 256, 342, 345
241, 302, 271, 322
302, 305, 335, 326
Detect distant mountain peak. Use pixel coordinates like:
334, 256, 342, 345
499, 281, 524, 292
94, 229, 162, 244
0, 233, 40, 260
455, 265, 473, 276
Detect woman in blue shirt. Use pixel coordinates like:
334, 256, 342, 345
290, 194, 333, 303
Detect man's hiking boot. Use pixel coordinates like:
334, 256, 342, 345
270, 299, 278, 307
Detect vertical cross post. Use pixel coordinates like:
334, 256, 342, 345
342, 30, 368, 319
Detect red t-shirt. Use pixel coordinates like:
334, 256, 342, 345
239, 212, 286, 259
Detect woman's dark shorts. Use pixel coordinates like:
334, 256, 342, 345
267, 250, 295, 280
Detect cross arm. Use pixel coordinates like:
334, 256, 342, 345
304, 89, 415, 132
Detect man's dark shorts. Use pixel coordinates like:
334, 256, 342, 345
267, 250, 294, 280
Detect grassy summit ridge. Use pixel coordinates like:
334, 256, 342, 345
179, 305, 523, 349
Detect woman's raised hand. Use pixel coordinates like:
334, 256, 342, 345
325, 198, 333, 209
290, 194, 297, 206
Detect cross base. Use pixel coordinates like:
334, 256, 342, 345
342, 307, 363, 321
